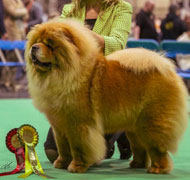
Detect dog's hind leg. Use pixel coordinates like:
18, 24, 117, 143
146, 147, 173, 174
67, 125, 106, 173
136, 115, 174, 174
136, 86, 187, 174
126, 131, 150, 169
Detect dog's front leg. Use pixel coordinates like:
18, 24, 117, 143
67, 124, 106, 173
52, 127, 72, 169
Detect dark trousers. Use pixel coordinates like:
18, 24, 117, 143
44, 127, 131, 160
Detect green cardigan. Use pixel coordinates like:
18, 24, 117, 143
60, 0, 132, 56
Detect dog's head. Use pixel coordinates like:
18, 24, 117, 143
25, 19, 100, 73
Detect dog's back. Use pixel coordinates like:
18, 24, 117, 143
106, 48, 175, 77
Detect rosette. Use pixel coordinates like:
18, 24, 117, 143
6, 128, 22, 153
17, 124, 39, 147
0, 128, 25, 177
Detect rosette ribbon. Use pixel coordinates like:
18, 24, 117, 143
17, 124, 55, 179
0, 128, 25, 177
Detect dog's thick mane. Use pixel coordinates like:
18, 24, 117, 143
106, 48, 176, 77
26, 19, 100, 106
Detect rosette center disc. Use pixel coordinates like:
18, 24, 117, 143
11, 134, 22, 149
23, 129, 34, 143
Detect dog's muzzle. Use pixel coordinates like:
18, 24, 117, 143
31, 45, 52, 68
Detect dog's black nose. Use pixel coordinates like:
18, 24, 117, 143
32, 45, 39, 52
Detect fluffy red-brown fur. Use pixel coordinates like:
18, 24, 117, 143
25, 19, 188, 174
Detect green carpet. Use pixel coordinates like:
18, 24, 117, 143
0, 99, 190, 180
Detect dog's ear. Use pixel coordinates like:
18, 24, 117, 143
29, 24, 41, 33
62, 28, 78, 47
55, 27, 76, 45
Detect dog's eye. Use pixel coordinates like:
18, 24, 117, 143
44, 39, 54, 50
46, 44, 53, 51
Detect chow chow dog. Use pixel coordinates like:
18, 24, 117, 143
25, 19, 188, 174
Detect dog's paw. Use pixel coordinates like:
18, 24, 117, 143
147, 163, 172, 174
53, 157, 70, 169
67, 160, 89, 173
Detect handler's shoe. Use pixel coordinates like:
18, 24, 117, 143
106, 146, 115, 159
120, 148, 132, 160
